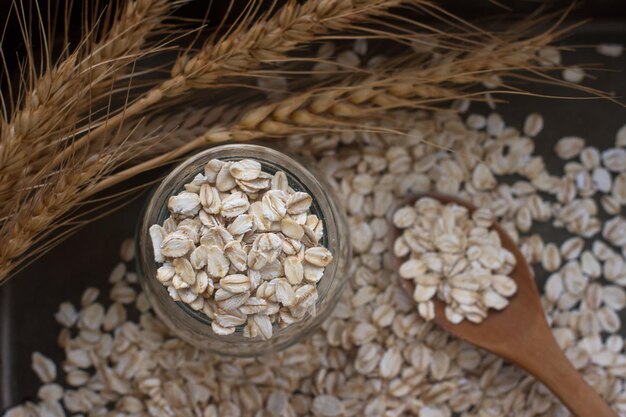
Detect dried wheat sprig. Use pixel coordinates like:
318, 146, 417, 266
85, 0, 174, 97
166, 0, 410, 92
100, 39, 443, 159
51, 0, 408, 167
0, 0, 172, 213
1, 0, 171, 155
114, 102, 249, 158
84, 24, 598, 197
0, 155, 109, 283
116, 26, 573, 152
0, 126, 160, 283
95, 10, 578, 162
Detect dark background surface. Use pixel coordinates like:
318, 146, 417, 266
1, 0, 626, 412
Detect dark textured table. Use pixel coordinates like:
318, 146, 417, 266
1, 22, 626, 412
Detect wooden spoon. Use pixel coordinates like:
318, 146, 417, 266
392, 193, 617, 417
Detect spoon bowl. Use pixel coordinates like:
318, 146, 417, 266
392, 192, 617, 417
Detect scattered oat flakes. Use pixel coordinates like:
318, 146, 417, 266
119, 238, 135, 262
538, 46, 562, 66
596, 43, 623, 57
523, 112, 544, 137
555, 136, 585, 160
31, 352, 56, 384
562, 66, 585, 83
11, 99, 626, 417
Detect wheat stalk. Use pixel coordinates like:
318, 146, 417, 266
50, 0, 408, 167
86, 41, 569, 196
84, 0, 173, 97
91, 25, 575, 189
165, 0, 411, 92
0, 0, 172, 212
0, 120, 161, 283
98, 7, 581, 161
116, 102, 250, 157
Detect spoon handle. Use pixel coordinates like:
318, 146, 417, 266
515, 322, 617, 417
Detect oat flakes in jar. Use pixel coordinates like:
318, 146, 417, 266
137, 144, 350, 356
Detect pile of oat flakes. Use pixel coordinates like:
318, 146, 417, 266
149, 158, 333, 339
394, 199, 518, 324
5, 45, 626, 417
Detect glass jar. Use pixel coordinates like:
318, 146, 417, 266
136, 144, 350, 357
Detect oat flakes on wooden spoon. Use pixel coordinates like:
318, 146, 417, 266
392, 193, 617, 417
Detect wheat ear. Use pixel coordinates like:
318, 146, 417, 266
0, 155, 110, 283
29, 11, 586, 204
86, 19, 600, 197
0, 0, 171, 210
0, 118, 163, 283
51, 0, 407, 167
